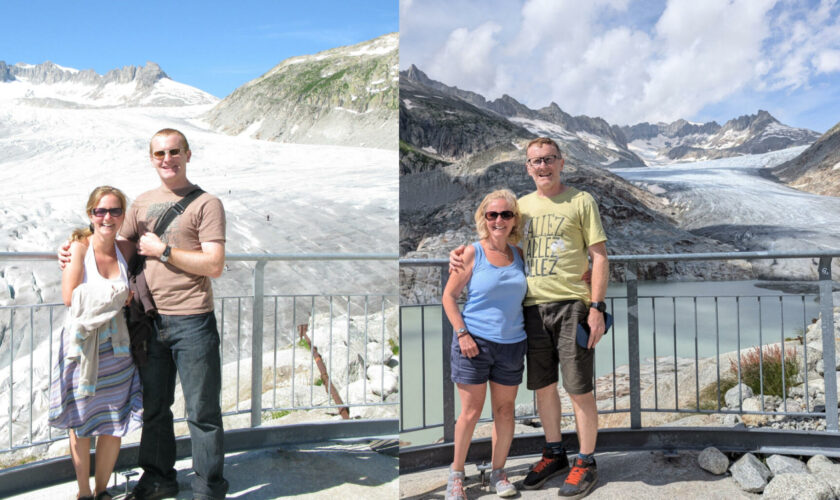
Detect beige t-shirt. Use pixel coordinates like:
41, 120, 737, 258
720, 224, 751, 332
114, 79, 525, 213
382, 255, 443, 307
121, 184, 226, 315
519, 187, 607, 306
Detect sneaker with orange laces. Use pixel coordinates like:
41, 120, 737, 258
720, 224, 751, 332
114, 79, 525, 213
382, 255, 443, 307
557, 456, 598, 498
522, 447, 570, 490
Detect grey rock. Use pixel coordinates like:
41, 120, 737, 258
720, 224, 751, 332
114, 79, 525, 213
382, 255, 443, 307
723, 413, 742, 426
807, 455, 837, 475
762, 473, 835, 500
729, 453, 771, 493
725, 384, 754, 409
766, 454, 808, 475
697, 447, 729, 475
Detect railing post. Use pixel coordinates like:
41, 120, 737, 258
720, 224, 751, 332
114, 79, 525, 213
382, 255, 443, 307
441, 265, 455, 442
251, 260, 266, 428
626, 263, 642, 429
818, 257, 837, 432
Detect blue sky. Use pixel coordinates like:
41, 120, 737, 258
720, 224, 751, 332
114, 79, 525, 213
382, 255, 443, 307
400, 0, 840, 133
1, 0, 398, 99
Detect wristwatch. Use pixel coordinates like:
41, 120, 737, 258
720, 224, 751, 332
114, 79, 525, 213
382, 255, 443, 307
456, 327, 469, 338
160, 245, 172, 263
590, 301, 607, 313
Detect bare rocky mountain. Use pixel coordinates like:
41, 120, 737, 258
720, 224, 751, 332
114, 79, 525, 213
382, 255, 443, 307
402, 65, 645, 168
622, 111, 820, 163
0, 60, 217, 107
769, 120, 840, 196
203, 33, 398, 150
399, 68, 749, 303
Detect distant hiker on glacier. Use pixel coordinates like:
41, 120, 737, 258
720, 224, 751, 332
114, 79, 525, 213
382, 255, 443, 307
50, 186, 142, 500
450, 137, 609, 499
61, 129, 228, 500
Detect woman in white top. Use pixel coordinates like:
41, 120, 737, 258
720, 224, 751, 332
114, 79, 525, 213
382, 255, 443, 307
49, 186, 142, 500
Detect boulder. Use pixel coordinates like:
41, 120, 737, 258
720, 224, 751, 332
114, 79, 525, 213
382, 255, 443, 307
766, 454, 808, 475
697, 447, 729, 475
725, 383, 753, 409
762, 473, 834, 500
729, 453, 771, 493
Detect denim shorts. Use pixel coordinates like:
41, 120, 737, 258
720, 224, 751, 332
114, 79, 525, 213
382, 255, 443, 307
524, 300, 594, 394
450, 334, 527, 386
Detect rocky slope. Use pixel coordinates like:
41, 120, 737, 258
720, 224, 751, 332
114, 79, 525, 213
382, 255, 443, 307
769, 120, 840, 197
399, 69, 750, 303
0, 60, 216, 107
203, 33, 398, 150
622, 111, 821, 163
402, 66, 645, 168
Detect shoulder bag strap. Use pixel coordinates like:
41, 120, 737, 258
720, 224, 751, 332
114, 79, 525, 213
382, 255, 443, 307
128, 187, 205, 275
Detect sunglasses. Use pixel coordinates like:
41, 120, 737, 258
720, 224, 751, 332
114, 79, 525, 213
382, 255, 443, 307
152, 148, 182, 159
91, 207, 124, 217
527, 155, 558, 166
485, 210, 515, 220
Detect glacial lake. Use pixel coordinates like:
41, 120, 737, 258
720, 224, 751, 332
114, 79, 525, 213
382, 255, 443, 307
400, 279, 825, 446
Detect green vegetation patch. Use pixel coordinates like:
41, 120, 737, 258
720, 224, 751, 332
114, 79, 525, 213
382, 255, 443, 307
730, 345, 799, 398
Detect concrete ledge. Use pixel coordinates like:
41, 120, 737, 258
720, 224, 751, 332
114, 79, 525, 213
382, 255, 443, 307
399, 427, 840, 473
0, 419, 397, 497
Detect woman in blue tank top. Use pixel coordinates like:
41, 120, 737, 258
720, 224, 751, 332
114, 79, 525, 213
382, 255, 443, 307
442, 189, 527, 499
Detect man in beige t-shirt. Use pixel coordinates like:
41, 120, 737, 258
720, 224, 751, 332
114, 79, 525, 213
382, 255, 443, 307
122, 128, 228, 500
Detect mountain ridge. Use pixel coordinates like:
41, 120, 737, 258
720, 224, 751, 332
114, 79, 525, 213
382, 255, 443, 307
0, 60, 217, 107
203, 33, 398, 150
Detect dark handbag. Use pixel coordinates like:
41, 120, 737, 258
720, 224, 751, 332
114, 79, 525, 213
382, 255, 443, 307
124, 187, 204, 366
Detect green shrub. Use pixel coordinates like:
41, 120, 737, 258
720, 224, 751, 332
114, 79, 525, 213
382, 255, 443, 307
729, 345, 799, 398
388, 338, 399, 355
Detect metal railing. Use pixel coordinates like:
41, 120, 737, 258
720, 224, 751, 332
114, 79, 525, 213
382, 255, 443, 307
0, 252, 399, 458
399, 250, 839, 470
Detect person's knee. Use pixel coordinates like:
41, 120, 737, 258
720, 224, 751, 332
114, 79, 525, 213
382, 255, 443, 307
459, 404, 483, 423
493, 401, 515, 421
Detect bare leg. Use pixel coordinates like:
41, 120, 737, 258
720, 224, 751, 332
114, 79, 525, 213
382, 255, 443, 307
94, 435, 121, 495
451, 383, 487, 471
489, 382, 518, 470
535, 383, 564, 442
69, 430, 92, 497
569, 392, 598, 454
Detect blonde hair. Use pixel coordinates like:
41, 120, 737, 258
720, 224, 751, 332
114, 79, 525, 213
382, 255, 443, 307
149, 128, 190, 154
473, 189, 523, 245
69, 186, 128, 242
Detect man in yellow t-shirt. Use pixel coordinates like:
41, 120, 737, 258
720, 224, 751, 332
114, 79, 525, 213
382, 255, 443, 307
451, 137, 608, 498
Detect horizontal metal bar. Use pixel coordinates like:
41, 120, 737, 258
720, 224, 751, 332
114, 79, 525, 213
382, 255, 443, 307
401, 249, 840, 266
0, 252, 398, 262
399, 427, 840, 473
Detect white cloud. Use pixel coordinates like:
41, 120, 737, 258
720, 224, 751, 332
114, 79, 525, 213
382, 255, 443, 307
814, 50, 840, 73
402, 0, 840, 128
427, 23, 503, 94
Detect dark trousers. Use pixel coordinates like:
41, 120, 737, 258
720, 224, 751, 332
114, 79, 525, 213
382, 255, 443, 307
138, 311, 228, 500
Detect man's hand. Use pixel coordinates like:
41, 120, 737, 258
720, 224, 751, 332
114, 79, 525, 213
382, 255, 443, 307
449, 245, 467, 274
587, 308, 606, 349
138, 232, 167, 258
58, 240, 75, 270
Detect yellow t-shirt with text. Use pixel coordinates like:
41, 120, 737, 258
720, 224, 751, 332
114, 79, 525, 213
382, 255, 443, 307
519, 187, 607, 306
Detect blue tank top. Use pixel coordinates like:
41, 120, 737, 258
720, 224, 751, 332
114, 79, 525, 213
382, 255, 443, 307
461, 241, 527, 343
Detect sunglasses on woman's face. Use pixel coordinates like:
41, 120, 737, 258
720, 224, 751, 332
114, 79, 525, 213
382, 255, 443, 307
485, 210, 515, 221
91, 208, 124, 217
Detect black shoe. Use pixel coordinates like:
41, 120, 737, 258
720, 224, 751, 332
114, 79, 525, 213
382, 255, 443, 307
557, 457, 598, 499
522, 447, 570, 490
124, 480, 179, 500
